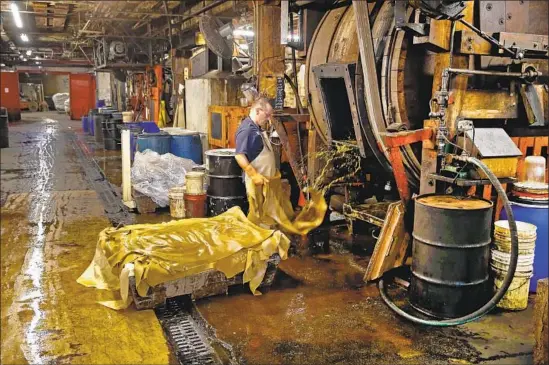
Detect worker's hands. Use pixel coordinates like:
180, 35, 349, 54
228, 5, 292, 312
244, 164, 269, 186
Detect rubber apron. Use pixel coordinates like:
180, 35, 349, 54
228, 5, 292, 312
244, 131, 277, 189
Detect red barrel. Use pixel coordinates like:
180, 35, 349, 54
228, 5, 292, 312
184, 193, 207, 218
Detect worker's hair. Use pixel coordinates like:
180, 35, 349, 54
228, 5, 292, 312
251, 97, 273, 111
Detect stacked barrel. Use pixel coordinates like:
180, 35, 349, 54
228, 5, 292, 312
492, 220, 537, 310
205, 149, 248, 217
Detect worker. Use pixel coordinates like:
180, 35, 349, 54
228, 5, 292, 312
235, 97, 276, 189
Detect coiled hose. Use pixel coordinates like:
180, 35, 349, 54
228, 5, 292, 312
379, 156, 519, 326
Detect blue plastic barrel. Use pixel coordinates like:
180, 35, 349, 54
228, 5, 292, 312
139, 121, 160, 133
82, 116, 89, 133
136, 133, 171, 155
170, 132, 203, 164
500, 200, 548, 292
96, 99, 106, 108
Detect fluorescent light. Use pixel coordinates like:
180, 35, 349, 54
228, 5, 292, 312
26, 50, 32, 56
233, 29, 254, 37
0, 64, 5, 67
11, 3, 23, 29
23, 57, 27, 61
19, 54, 24, 59
21, 34, 29, 42
35, 61, 40, 65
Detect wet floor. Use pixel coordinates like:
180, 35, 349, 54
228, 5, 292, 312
196, 252, 535, 365
1, 112, 537, 365
1, 112, 173, 364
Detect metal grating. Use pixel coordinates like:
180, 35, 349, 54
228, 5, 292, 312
156, 297, 220, 365
69, 133, 133, 226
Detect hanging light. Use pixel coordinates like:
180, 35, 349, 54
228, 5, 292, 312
10, 3, 23, 29
21, 34, 29, 42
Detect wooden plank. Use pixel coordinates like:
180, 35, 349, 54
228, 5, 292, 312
364, 201, 410, 282
307, 127, 318, 186
494, 183, 507, 221
456, 30, 492, 55
483, 185, 492, 200
461, 90, 518, 119
420, 119, 438, 194
534, 278, 549, 365
353, 0, 387, 157
428, 19, 451, 51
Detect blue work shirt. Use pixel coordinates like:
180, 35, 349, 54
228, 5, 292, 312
235, 117, 264, 163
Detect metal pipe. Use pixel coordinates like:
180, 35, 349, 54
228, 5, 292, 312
458, 18, 517, 58
446, 67, 542, 79
3, 8, 217, 18
178, 0, 229, 24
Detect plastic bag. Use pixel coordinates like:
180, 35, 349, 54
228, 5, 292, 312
52, 92, 69, 112
131, 150, 196, 207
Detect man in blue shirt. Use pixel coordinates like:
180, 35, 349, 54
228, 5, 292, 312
235, 97, 275, 187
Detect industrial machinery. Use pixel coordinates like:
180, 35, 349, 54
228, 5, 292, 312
296, 0, 548, 326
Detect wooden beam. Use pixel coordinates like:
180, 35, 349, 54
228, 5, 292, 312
461, 90, 519, 119
254, 2, 285, 99
352, 0, 387, 161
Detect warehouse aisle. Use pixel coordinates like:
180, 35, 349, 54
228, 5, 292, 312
0, 112, 172, 364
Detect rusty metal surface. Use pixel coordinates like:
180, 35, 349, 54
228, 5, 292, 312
410, 195, 493, 319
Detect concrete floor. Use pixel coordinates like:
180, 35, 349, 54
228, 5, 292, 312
1, 112, 536, 364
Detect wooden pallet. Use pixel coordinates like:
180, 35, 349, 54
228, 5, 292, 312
132, 187, 159, 214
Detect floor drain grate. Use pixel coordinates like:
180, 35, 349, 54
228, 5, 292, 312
69, 133, 132, 226
156, 297, 220, 365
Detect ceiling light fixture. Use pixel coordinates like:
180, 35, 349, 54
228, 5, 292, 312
26, 50, 32, 56
23, 57, 27, 61
35, 61, 40, 65
10, 3, 23, 29
21, 34, 29, 42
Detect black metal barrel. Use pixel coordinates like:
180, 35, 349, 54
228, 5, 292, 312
409, 194, 493, 319
205, 149, 248, 216
104, 112, 123, 150
0, 107, 9, 148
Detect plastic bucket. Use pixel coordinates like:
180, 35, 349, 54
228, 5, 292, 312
494, 236, 536, 255
122, 111, 134, 123
500, 201, 548, 292
136, 133, 171, 155
491, 248, 533, 310
494, 220, 537, 240
168, 186, 186, 218
184, 193, 207, 218
185, 171, 205, 195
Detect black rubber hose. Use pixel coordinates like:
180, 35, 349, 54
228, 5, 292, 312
379, 156, 519, 326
